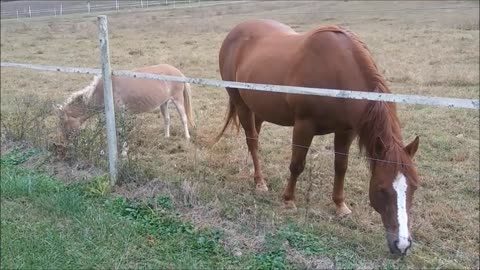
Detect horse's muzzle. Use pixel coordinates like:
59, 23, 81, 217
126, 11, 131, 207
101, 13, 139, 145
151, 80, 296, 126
388, 237, 412, 256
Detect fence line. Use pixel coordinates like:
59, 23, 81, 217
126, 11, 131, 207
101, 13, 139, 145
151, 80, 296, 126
0, 0, 243, 20
1, 62, 479, 110
2, 2, 478, 21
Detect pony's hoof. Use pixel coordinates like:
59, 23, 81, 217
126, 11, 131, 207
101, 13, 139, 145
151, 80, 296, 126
335, 203, 352, 218
255, 183, 269, 193
284, 200, 297, 211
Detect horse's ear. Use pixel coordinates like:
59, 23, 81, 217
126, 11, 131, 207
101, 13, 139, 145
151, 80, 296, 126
405, 136, 420, 157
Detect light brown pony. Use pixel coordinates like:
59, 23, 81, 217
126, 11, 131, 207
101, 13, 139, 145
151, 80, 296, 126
216, 19, 420, 255
54, 64, 195, 144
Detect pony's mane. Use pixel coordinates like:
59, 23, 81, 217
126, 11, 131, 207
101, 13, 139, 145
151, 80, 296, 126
316, 25, 418, 185
61, 75, 101, 109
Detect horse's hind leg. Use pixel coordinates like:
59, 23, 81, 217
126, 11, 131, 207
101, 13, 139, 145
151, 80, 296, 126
332, 131, 355, 217
160, 101, 170, 138
236, 103, 267, 192
171, 98, 190, 140
282, 120, 315, 209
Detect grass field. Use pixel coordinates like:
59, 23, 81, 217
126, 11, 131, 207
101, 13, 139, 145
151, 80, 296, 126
1, 146, 398, 269
1, 1, 479, 269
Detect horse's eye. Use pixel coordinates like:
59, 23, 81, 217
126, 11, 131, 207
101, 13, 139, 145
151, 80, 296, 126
378, 188, 389, 201
378, 187, 388, 194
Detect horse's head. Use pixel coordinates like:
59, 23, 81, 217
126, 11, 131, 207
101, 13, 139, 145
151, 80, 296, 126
369, 136, 420, 256
53, 104, 82, 141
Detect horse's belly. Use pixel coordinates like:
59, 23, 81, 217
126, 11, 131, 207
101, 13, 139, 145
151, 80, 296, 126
238, 90, 294, 126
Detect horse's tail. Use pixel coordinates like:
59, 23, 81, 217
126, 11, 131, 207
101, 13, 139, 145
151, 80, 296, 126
183, 82, 195, 128
212, 97, 239, 145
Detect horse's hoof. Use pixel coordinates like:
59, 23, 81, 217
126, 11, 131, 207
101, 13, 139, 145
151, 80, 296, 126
335, 203, 352, 218
255, 183, 269, 193
284, 200, 297, 211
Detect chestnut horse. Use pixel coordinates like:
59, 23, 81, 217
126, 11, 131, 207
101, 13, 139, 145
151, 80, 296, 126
54, 64, 195, 145
215, 19, 420, 255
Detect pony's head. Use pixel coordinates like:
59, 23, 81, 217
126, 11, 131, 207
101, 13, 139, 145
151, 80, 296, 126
53, 104, 83, 141
368, 136, 420, 255
53, 76, 99, 142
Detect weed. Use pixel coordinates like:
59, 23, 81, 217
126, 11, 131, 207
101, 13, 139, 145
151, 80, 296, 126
156, 195, 174, 210
85, 174, 111, 197
1, 96, 53, 148
0, 146, 38, 166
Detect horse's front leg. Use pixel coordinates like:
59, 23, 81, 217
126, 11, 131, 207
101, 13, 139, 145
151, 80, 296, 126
332, 131, 355, 217
283, 120, 315, 209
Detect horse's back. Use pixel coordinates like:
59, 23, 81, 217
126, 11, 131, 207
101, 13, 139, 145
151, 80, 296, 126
133, 64, 185, 77
220, 20, 372, 129
94, 64, 187, 113
219, 19, 296, 81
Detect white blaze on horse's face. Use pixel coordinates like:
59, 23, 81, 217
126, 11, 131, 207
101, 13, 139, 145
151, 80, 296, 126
392, 173, 411, 254
369, 169, 414, 256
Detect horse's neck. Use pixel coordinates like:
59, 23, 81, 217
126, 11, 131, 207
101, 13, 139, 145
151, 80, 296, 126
357, 101, 403, 162
72, 76, 102, 119
66, 97, 96, 122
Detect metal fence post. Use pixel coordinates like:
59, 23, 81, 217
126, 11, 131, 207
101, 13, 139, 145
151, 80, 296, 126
97, 15, 118, 186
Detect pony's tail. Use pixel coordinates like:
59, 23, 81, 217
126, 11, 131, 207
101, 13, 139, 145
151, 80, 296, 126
183, 82, 195, 128
212, 97, 239, 145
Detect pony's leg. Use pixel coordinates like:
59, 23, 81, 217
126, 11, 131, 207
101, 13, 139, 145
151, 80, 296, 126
118, 108, 129, 160
120, 141, 129, 159
160, 101, 170, 138
171, 99, 190, 140
236, 105, 267, 192
283, 120, 315, 209
332, 131, 355, 217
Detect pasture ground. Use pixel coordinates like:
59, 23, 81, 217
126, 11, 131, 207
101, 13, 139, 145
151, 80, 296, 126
1, 144, 391, 269
1, 1, 479, 269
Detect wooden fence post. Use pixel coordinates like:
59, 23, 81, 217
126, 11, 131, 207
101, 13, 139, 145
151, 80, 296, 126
97, 15, 118, 186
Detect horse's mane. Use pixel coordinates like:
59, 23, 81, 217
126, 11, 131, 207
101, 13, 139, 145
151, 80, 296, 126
315, 26, 418, 185
61, 75, 100, 110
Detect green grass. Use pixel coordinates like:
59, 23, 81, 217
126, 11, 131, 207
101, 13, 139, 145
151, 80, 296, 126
2, 147, 398, 270
1, 148, 244, 269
